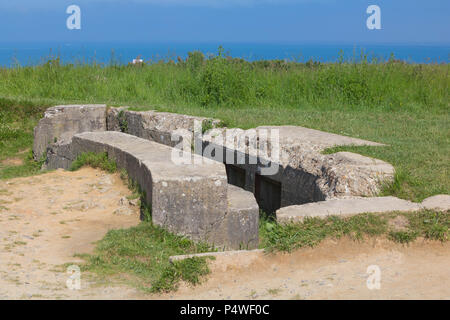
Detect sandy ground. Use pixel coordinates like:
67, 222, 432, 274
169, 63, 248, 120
163, 238, 450, 300
0, 168, 142, 299
0, 168, 448, 300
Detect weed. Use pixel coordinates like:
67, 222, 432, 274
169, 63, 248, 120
70, 152, 117, 173
117, 109, 128, 133
267, 288, 282, 296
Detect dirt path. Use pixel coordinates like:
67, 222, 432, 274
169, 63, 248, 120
0, 169, 448, 300
162, 238, 449, 300
0, 168, 143, 299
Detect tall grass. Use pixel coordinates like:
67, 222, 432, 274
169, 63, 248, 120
0, 49, 448, 112
0, 98, 48, 179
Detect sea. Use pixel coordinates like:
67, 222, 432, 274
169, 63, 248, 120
0, 42, 448, 66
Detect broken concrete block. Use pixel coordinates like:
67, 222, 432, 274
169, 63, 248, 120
276, 196, 422, 223
44, 139, 74, 170
317, 152, 395, 199
421, 195, 450, 211
106, 107, 221, 147
33, 105, 107, 161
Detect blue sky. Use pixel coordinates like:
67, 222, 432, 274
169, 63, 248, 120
1, 0, 449, 44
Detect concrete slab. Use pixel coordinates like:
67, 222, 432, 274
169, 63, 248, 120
422, 195, 450, 211
201, 126, 394, 210
257, 125, 386, 151
66, 131, 261, 249
276, 196, 422, 223
107, 107, 221, 147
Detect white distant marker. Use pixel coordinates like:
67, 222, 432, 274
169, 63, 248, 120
131, 55, 144, 65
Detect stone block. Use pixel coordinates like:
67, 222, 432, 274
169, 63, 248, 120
421, 195, 450, 211
277, 196, 422, 223
33, 104, 106, 161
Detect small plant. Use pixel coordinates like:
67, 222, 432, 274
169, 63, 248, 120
140, 192, 152, 222
388, 230, 419, 243
117, 109, 128, 133
267, 288, 282, 296
70, 152, 117, 173
201, 119, 214, 134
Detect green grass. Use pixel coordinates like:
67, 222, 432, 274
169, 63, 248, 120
78, 196, 448, 293
259, 210, 449, 252
0, 98, 49, 179
1, 50, 448, 112
0, 50, 448, 200
76, 222, 214, 293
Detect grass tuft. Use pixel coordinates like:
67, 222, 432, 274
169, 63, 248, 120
70, 152, 117, 173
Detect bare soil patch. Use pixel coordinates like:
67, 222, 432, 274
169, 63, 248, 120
1, 158, 24, 166
0, 168, 448, 300
388, 215, 410, 232
160, 238, 449, 300
0, 168, 142, 299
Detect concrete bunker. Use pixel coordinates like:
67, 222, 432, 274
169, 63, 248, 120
33, 105, 395, 249
33, 105, 260, 250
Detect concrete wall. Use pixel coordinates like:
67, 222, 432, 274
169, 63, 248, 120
36, 105, 394, 228
33, 105, 107, 161
104, 109, 394, 214
70, 131, 250, 249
